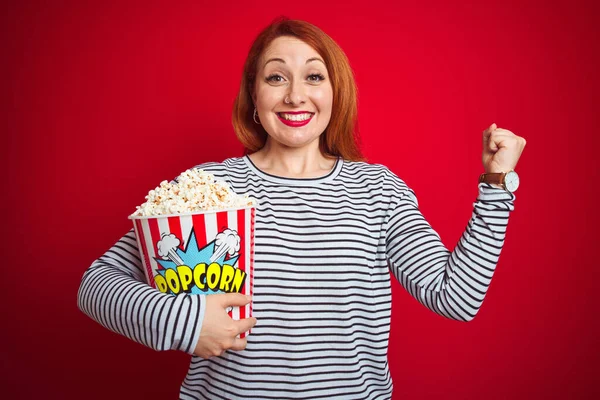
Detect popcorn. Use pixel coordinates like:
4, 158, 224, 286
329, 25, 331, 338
131, 169, 256, 217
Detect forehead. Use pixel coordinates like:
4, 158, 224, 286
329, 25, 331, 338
259, 36, 323, 68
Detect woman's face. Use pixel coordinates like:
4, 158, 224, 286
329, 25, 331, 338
253, 36, 333, 150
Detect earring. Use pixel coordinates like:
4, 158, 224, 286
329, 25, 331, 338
284, 96, 291, 105
253, 107, 260, 124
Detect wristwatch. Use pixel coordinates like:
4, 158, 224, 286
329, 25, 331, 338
479, 171, 520, 192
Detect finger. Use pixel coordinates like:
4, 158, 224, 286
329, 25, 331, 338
486, 123, 498, 134
490, 130, 517, 141
219, 293, 252, 308
488, 134, 511, 151
482, 129, 491, 141
482, 123, 497, 141
492, 128, 515, 136
230, 337, 248, 351
487, 139, 499, 151
490, 132, 523, 147
235, 317, 257, 335
488, 133, 509, 147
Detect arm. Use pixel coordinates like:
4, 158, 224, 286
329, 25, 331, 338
385, 183, 514, 321
386, 122, 526, 321
77, 229, 205, 353
78, 162, 256, 356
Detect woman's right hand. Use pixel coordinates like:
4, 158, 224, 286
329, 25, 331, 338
193, 293, 257, 358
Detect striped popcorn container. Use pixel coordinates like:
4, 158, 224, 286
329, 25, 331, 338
129, 206, 256, 337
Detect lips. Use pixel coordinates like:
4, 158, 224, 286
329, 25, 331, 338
276, 111, 314, 127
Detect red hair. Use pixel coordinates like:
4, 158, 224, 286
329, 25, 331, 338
232, 18, 365, 162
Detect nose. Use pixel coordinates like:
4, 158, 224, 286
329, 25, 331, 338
285, 80, 306, 105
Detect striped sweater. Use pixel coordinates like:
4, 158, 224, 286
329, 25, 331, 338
78, 156, 515, 399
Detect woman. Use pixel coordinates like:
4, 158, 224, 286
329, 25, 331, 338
78, 18, 526, 399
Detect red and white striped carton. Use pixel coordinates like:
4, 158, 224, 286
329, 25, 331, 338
129, 206, 256, 338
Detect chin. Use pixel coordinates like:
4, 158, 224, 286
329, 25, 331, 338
280, 137, 321, 149
270, 131, 322, 149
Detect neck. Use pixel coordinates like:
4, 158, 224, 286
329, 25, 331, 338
249, 138, 336, 178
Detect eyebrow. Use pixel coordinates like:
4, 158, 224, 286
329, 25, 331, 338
263, 57, 326, 67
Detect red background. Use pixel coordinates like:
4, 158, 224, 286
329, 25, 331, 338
3, 1, 599, 399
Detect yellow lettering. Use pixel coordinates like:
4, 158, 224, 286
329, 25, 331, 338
193, 263, 206, 290
165, 268, 181, 294
231, 268, 247, 293
219, 264, 235, 292
207, 263, 221, 290
177, 265, 193, 292
154, 274, 168, 293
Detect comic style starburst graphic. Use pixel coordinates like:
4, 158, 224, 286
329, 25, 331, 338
155, 228, 240, 295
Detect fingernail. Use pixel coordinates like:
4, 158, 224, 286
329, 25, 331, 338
246, 295, 252, 301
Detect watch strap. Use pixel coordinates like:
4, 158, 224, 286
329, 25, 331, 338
479, 172, 506, 186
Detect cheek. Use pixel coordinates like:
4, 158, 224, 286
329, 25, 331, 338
312, 87, 333, 113
256, 85, 284, 108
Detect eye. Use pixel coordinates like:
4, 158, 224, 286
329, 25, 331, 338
307, 73, 325, 83
266, 74, 285, 83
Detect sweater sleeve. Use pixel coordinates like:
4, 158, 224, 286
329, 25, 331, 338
385, 182, 515, 321
77, 229, 206, 354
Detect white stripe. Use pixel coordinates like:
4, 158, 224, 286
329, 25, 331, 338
179, 215, 193, 248
245, 208, 252, 299
140, 220, 159, 278
157, 217, 170, 237
226, 210, 244, 298
227, 210, 238, 232
231, 304, 240, 321
132, 222, 151, 284
204, 212, 218, 242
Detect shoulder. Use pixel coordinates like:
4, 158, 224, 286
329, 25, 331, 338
168, 157, 247, 183
342, 160, 409, 189
188, 157, 247, 178
342, 160, 417, 205
190, 157, 245, 172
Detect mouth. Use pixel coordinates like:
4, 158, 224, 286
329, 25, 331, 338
276, 111, 314, 127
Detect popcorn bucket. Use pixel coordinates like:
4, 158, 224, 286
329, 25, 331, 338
130, 206, 256, 337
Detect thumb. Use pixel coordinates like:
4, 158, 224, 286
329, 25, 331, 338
484, 123, 499, 151
219, 293, 252, 308
482, 123, 496, 142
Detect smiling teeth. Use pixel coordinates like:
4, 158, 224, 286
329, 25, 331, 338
280, 113, 312, 121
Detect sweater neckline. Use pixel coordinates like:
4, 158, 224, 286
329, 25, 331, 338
243, 155, 343, 186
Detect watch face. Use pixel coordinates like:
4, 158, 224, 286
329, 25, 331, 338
505, 171, 520, 192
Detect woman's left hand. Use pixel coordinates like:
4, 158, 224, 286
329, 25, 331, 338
482, 123, 527, 173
